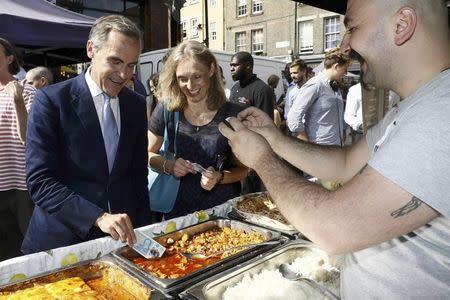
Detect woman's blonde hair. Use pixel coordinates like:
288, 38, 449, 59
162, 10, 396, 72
157, 40, 227, 111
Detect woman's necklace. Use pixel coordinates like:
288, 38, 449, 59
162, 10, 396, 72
185, 106, 216, 132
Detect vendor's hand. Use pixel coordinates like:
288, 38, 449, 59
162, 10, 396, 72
4, 80, 24, 102
219, 117, 273, 170
200, 167, 221, 191
236, 107, 282, 145
95, 212, 136, 245
172, 158, 196, 177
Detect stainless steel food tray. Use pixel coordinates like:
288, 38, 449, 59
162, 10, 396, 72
112, 218, 287, 298
228, 192, 302, 238
179, 239, 341, 300
0, 255, 165, 299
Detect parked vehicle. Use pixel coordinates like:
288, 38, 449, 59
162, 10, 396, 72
137, 48, 287, 100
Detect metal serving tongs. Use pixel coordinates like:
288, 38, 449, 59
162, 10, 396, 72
181, 240, 280, 260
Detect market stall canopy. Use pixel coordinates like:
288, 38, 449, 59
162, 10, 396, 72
0, 0, 95, 67
292, 0, 450, 27
292, 0, 346, 15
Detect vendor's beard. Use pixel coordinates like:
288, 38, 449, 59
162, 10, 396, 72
349, 49, 376, 90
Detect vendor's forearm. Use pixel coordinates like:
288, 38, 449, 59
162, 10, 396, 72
269, 133, 369, 184
252, 151, 333, 241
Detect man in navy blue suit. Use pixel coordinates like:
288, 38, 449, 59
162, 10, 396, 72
22, 15, 150, 254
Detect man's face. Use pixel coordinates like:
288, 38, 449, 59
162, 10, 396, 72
87, 30, 141, 97
230, 57, 247, 82
289, 65, 306, 85
341, 0, 389, 88
332, 63, 349, 81
25, 73, 45, 89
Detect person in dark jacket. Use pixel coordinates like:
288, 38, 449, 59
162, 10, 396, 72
22, 15, 150, 254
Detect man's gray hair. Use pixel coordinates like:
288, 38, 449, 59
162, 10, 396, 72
88, 15, 143, 51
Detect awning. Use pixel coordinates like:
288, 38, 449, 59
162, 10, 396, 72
292, 0, 346, 15
0, 0, 95, 67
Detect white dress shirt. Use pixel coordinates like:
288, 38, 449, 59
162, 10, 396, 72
344, 83, 362, 132
85, 67, 121, 136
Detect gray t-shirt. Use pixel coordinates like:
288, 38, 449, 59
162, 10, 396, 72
341, 70, 450, 299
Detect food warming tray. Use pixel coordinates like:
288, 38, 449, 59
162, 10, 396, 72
179, 240, 341, 300
112, 218, 286, 298
229, 192, 302, 239
0, 255, 161, 299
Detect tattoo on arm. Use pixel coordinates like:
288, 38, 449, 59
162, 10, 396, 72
390, 196, 423, 218
359, 164, 368, 175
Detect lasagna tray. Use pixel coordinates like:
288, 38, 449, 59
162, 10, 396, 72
0, 257, 151, 300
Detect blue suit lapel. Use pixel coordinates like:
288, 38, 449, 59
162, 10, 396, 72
70, 74, 109, 175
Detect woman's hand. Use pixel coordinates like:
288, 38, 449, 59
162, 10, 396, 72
172, 157, 196, 177
200, 166, 222, 191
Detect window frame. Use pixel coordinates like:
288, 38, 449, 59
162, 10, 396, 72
190, 17, 199, 38
210, 22, 217, 41
251, 28, 264, 55
252, 0, 263, 15
237, 0, 247, 17
298, 20, 314, 53
181, 20, 187, 39
235, 31, 247, 52
324, 16, 341, 51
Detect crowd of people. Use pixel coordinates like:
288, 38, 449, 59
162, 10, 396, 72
0, 0, 449, 298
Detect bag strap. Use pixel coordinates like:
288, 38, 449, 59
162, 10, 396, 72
162, 104, 180, 155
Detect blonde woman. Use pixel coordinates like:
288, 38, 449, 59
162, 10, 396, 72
148, 40, 248, 219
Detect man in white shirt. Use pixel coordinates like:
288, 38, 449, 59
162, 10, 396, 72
344, 82, 363, 143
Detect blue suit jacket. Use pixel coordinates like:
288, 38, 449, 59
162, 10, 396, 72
22, 74, 150, 254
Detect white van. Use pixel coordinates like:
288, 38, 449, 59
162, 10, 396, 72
137, 48, 287, 101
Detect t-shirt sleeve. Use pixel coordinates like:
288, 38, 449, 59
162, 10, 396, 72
254, 85, 274, 119
367, 97, 450, 218
148, 101, 165, 136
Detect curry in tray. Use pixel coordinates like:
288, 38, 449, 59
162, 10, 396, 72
132, 227, 266, 279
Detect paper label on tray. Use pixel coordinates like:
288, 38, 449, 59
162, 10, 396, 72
133, 230, 166, 258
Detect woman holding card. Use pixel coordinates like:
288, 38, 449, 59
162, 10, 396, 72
147, 40, 248, 219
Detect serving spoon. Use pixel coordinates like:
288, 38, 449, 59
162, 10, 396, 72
279, 263, 340, 299
181, 240, 280, 260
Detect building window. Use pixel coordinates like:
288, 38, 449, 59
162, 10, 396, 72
324, 16, 340, 51
235, 32, 247, 52
210, 0, 216, 7
237, 0, 247, 17
252, 0, 263, 14
251, 29, 264, 55
298, 20, 313, 53
181, 20, 187, 39
210, 22, 217, 41
190, 18, 199, 37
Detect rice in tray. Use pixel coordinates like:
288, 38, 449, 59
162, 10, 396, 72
289, 248, 341, 295
222, 269, 324, 300
222, 247, 341, 300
